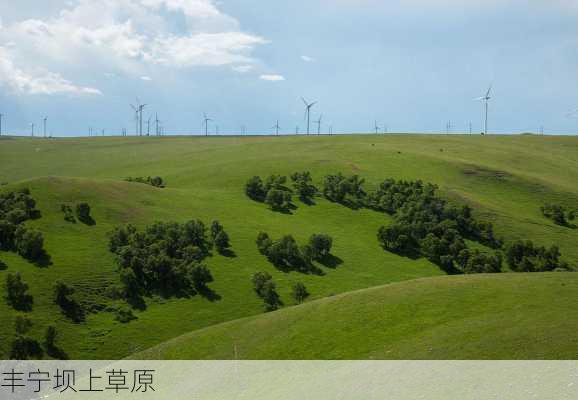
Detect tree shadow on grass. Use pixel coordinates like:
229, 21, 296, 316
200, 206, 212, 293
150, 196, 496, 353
197, 286, 221, 302
46, 345, 69, 360
318, 254, 343, 269
218, 248, 237, 258
78, 216, 96, 226
33, 252, 52, 268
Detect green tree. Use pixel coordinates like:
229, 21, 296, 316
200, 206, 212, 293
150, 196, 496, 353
214, 230, 230, 254
76, 202, 93, 224
308, 234, 333, 260
291, 282, 309, 304
5, 272, 33, 311
265, 189, 292, 212
14, 226, 44, 261
245, 176, 266, 201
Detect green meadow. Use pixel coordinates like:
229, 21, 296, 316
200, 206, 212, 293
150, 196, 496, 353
0, 134, 577, 359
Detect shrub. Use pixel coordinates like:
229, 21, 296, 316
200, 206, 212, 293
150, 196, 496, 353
5, 272, 33, 311
114, 307, 137, 323
0, 219, 16, 250
323, 173, 365, 205
125, 176, 165, 188
256, 232, 273, 254
291, 282, 309, 304
0, 258, 6, 270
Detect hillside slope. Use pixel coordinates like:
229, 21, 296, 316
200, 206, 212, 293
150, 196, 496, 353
135, 273, 578, 360
1, 134, 577, 359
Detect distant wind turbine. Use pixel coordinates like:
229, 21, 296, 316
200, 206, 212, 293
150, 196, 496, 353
301, 97, 317, 135
203, 113, 212, 136
272, 120, 281, 136
474, 85, 492, 135
0, 113, 4, 136
374, 120, 381, 135
43, 116, 48, 138
314, 114, 323, 135
30, 123, 34, 137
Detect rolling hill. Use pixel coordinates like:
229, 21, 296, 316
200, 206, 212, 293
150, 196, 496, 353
0, 134, 577, 359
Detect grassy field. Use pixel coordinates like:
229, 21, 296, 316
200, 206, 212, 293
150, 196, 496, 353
135, 272, 578, 360
0, 134, 577, 359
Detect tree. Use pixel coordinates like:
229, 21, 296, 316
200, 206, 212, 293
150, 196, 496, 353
214, 231, 230, 254
252, 272, 273, 295
245, 176, 266, 201
14, 226, 44, 261
190, 263, 214, 290
291, 172, 317, 202
265, 189, 292, 212
54, 281, 84, 322
10, 316, 43, 360
5, 272, 33, 311
308, 234, 333, 260
291, 282, 309, 304
252, 272, 281, 311
210, 220, 224, 241
76, 202, 93, 224
256, 232, 272, 254
149, 176, 165, 188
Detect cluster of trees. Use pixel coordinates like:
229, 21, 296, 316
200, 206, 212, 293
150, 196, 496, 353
245, 172, 319, 211
0, 189, 48, 264
108, 219, 229, 303
256, 232, 333, 273
60, 202, 94, 225
10, 317, 66, 360
371, 179, 502, 273
322, 173, 366, 207
506, 240, 568, 272
125, 176, 165, 188
251, 272, 282, 311
5, 272, 33, 311
541, 203, 575, 227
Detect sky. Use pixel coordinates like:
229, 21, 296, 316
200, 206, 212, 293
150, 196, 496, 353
0, 0, 578, 136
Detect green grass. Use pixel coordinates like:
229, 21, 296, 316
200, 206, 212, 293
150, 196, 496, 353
0, 134, 577, 359
135, 272, 578, 360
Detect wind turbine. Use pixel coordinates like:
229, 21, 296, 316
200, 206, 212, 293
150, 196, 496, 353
155, 113, 160, 136
146, 116, 151, 136
314, 114, 323, 135
43, 116, 48, 138
30, 123, 34, 137
0, 113, 3, 136
475, 85, 492, 135
272, 120, 281, 136
374, 120, 381, 135
301, 97, 317, 135
203, 113, 212, 136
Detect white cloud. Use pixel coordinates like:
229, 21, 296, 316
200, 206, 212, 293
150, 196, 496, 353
140, 75, 152, 81
0, 47, 102, 96
301, 55, 315, 62
232, 65, 253, 73
260, 74, 285, 81
0, 0, 268, 95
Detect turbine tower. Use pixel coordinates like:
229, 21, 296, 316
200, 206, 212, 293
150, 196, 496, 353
314, 114, 323, 135
301, 97, 317, 135
30, 123, 35, 137
43, 116, 48, 138
0, 113, 3, 136
475, 85, 492, 135
155, 113, 160, 136
374, 120, 381, 135
203, 113, 212, 136
272, 120, 281, 136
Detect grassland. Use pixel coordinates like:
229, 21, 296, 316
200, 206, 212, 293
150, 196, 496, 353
0, 134, 577, 359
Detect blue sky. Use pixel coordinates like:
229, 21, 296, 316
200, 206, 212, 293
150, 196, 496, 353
0, 0, 577, 136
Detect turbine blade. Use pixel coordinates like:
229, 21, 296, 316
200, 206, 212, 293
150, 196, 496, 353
486, 84, 492, 98
301, 97, 308, 106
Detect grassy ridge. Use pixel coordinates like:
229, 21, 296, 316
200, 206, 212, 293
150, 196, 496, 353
0, 134, 577, 359
135, 273, 578, 360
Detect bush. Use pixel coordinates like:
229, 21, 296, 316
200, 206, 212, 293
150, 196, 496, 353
0, 189, 40, 222
323, 173, 365, 205
246, 175, 293, 212
5, 272, 33, 311
125, 176, 165, 188
76, 202, 94, 225
291, 282, 309, 304
214, 231, 230, 254
256, 232, 273, 254
0, 258, 6, 270
114, 307, 137, 323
